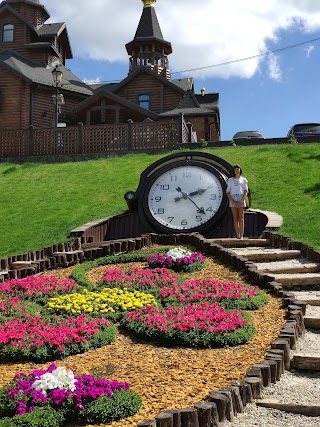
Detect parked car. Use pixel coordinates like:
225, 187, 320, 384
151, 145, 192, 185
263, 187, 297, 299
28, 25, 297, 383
287, 123, 320, 137
232, 131, 264, 140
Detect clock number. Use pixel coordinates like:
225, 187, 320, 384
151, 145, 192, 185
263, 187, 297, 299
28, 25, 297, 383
210, 194, 217, 200
157, 208, 164, 214
167, 217, 174, 223
160, 184, 169, 190
183, 172, 192, 178
196, 216, 202, 222
206, 206, 213, 212
207, 183, 214, 188
170, 176, 177, 181
181, 219, 188, 226
155, 197, 161, 202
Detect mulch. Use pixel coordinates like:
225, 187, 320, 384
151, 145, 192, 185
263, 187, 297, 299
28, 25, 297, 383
0, 255, 286, 427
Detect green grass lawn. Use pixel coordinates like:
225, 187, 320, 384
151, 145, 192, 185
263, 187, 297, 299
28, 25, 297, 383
0, 143, 319, 258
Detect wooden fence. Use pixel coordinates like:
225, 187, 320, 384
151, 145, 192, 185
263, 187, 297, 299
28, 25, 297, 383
0, 114, 189, 158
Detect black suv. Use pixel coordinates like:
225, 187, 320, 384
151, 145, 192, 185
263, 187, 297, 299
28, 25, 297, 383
287, 123, 320, 137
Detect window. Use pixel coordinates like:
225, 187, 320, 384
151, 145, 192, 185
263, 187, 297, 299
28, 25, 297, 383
3, 24, 14, 42
138, 94, 150, 110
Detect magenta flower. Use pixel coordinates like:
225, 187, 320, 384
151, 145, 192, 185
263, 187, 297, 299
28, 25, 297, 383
124, 303, 248, 334
160, 279, 259, 304
101, 266, 178, 290
4, 364, 131, 416
0, 276, 78, 299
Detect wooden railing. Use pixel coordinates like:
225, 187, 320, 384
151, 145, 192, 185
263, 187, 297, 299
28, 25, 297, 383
0, 115, 189, 158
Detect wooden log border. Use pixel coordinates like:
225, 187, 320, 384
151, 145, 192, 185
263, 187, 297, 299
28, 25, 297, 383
1, 230, 319, 426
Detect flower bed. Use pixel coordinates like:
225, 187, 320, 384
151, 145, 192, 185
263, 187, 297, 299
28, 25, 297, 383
0, 364, 142, 426
0, 276, 78, 304
0, 313, 115, 362
46, 288, 158, 319
0, 297, 35, 319
159, 279, 268, 310
121, 303, 255, 348
100, 266, 178, 292
146, 248, 206, 272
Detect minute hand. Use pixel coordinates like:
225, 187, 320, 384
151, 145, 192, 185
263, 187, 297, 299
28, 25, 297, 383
186, 196, 206, 214
188, 189, 208, 197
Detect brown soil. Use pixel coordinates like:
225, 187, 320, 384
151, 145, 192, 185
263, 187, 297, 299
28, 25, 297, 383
0, 256, 286, 427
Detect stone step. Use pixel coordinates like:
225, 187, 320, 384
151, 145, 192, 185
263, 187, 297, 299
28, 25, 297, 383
303, 305, 320, 331
9, 261, 38, 270
269, 273, 320, 288
304, 317, 320, 329
231, 247, 301, 262
254, 258, 320, 274
52, 250, 84, 256
256, 399, 320, 417
291, 355, 320, 370
291, 290, 320, 306
206, 238, 271, 248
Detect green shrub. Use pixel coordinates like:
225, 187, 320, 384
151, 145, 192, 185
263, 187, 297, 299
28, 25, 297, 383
78, 390, 142, 424
0, 406, 64, 427
217, 290, 268, 310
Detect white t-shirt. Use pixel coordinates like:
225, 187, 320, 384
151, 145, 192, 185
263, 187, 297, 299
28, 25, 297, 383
226, 177, 248, 195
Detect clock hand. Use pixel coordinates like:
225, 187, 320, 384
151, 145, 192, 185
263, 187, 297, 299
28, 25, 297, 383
188, 188, 208, 197
186, 197, 206, 214
175, 187, 188, 202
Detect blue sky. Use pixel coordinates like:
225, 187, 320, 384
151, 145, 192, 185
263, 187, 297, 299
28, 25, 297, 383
43, 0, 320, 140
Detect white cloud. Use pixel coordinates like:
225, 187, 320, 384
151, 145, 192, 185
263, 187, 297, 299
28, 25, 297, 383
305, 45, 315, 57
42, 0, 320, 79
83, 76, 103, 84
267, 54, 282, 81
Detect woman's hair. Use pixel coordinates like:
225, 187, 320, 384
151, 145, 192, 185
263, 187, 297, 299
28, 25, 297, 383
232, 164, 242, 177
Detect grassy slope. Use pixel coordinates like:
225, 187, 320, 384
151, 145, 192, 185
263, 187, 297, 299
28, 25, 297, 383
0, 143, 319, 258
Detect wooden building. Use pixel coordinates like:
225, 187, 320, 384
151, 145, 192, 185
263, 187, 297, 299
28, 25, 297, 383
0, 0, 220, 142
0, 0, 92, 129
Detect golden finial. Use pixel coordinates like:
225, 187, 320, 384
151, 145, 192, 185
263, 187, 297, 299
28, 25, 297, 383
142, 0, 156, 7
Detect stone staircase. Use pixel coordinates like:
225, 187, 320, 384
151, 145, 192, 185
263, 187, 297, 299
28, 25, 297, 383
207, 236, 320, 422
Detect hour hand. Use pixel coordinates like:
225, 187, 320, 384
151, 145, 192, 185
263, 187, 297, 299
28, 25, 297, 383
175, 187, 188, 201
188, 188, 208, 197
174, 196, 183, 202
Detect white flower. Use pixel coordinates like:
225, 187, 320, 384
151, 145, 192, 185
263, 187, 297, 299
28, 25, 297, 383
166, 248, 191, 261
32, 366, 77, 395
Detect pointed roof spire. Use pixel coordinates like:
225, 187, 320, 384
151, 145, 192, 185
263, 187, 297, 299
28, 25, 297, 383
126, 0, 172, 79
135, 0, 163, 40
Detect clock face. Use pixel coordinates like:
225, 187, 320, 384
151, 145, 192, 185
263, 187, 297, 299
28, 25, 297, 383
143, 163, 227, 232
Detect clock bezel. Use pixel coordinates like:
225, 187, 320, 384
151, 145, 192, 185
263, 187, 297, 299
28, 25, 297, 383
139, 159, 229, 234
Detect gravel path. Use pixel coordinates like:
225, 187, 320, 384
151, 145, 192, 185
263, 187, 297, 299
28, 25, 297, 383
220, 404, 320, 427
220, 318, 320, 427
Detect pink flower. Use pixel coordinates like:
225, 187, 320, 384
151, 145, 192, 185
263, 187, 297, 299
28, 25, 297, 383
124, 303, 248, 333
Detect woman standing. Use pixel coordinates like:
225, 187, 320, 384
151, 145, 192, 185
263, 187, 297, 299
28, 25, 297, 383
226, 165, 248, 239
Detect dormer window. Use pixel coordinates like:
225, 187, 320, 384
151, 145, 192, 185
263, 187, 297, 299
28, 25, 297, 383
3, 24, 14, 42
138, 94, 150, 110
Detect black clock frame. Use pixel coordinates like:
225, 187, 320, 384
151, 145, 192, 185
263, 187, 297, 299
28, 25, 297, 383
124, 152, 233, 235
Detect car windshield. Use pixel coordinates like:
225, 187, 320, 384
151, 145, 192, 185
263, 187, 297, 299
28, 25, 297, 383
233, 131, 263, 138
294, 124, 320, 132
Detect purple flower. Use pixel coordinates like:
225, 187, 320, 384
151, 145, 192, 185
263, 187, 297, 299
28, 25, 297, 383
16, 400, 28, 416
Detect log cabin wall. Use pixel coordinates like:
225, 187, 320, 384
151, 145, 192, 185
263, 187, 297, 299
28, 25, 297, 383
31, 87, 87, 128
0, 9, 48, 65
184, 115, 219, 142
116, 72, 182, 115
0, 10, 28, 55
162, 84, 182, 112
8, 2, 38, 25
0, 65, 29, 129
0, 5, 52, 65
